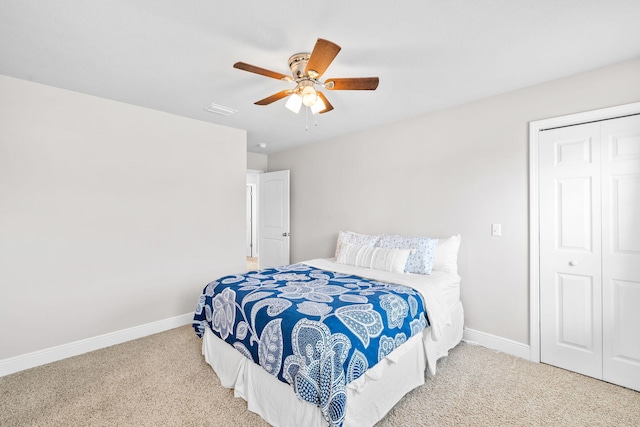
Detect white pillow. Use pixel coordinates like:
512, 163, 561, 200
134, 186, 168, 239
334, 231, 380, 258
337, 243, 412, 274
432, 234, 461, 275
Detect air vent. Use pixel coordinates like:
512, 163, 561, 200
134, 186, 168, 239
204, 103, 237, 116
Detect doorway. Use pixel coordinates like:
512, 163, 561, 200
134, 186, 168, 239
245, 169, 291, 271
246, 171, 261, 271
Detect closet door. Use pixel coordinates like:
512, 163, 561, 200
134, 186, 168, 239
539, 123, 603, 379
601, 115, 640, 391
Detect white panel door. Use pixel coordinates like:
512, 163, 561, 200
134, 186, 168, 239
601, 115, 640, 391
258, 170, 290, 269
539, 123, 603, 379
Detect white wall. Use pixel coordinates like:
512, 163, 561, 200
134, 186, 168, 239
0, 75, 247, 360
268, 57, 640, 345
247, 152, 268, 171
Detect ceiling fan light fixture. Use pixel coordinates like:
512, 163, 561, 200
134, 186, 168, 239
301, 86, 318, 107
310, 96, 326, 114
285, 94, 302, 113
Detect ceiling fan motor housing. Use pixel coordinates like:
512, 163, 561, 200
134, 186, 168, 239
288, 53, 312, 79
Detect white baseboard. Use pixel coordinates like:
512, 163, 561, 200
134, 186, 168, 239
0, 313, 193, 377
463, 327, 531, 360
1, 319, 531, 378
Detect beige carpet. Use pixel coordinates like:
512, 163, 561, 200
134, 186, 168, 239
1, 326, 638, 427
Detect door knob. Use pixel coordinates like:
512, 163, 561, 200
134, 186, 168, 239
282, 232, 290, 237
569, 260, 578, 266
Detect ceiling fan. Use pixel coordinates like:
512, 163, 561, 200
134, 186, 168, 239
233, 38, 379, 114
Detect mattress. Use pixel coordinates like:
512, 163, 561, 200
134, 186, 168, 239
305, 258, 461, 342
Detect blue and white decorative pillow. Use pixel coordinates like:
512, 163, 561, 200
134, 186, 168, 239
376, 234, 438, 275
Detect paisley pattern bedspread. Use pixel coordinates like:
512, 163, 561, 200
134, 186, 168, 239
192, 263, 428, 427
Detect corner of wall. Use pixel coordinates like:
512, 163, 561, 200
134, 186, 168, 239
247, 151, 268, 171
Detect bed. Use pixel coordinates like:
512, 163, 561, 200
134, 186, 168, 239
193, 234, 463, 427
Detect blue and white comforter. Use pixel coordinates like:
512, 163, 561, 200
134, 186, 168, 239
193, 263, 429, 427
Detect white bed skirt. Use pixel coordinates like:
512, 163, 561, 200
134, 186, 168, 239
201, 302, 464, 427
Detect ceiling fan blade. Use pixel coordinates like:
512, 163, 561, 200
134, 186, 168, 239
233, 62, 292, 81
254, 90, 291, 105
305, 39, 341, 78
325, 77, 379, 90
316, 91, 334, 114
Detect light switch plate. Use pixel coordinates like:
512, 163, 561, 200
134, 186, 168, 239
491, 223, 502, 236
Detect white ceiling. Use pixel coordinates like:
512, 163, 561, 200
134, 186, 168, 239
1, 1, 639, 154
